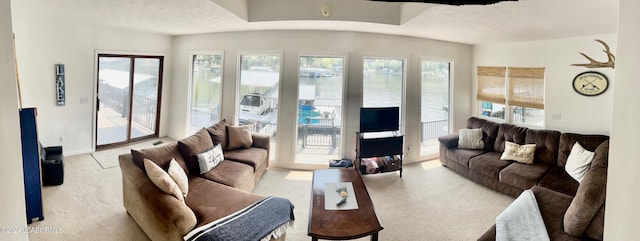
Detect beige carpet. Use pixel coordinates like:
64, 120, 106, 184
91, 137, 175, 169
28, 153, 513, 241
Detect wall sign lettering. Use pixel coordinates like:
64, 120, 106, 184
55, 64, 65, 106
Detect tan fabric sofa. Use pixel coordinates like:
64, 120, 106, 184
119, 120, 288, 241
438, 117, 608, 240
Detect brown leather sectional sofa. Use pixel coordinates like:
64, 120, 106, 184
119, 120, 287, 241
438, 117, 608, 240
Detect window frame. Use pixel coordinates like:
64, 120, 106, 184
361, 56, 407, 134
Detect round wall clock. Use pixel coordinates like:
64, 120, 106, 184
572, 71, 609, 96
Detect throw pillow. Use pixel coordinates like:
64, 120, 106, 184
168, 159, 189, 198
143, 158, 185, 203
197, 144, 224, 174
565, 142, 595, 183
207, 119, 228, 150
177, 128, 214, 174
457, 128, 484, 149
227, 125, 253, 150
500, 141, 536, 164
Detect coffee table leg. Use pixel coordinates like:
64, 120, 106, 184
371, 232, 379, 241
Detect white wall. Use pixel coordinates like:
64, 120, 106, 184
170, 30, 473, 167
0, 0, 28, 240
473, 34, 616, 134
11, 0, 172, 155
605, 0, 640, 238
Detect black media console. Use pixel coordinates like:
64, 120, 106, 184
355, 132, 404, 177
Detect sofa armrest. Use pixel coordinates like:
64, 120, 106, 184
120, 154, 197, 241
251, 133, 270, 150
438, 133, 459, 149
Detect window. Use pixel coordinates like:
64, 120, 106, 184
238, 54, 281, 161
362, 58, 404, 130
295, 56, 345, 164
189, 53, 223, 134
477, 66, 545, 127
420, 60, 450, 157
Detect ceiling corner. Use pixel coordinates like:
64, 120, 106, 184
210, 0, 248, 21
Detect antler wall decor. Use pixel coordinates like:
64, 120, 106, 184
571, 39, 615, 69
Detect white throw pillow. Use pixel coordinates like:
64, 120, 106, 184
197, 144, 224, 174
458, 128, 484, 149
500, 141, 536, 164
143, 159, 185, 203
565, 142, 595, 183
167, 159, 189, 198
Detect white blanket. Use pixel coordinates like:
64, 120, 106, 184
496, 189, 550, 241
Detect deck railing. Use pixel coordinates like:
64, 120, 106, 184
298, 118, 340, 148
421, 119, 449, 141
131, 95, 157, 131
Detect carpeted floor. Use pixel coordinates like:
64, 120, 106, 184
28, 149, 513, 241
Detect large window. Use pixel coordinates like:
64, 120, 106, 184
295, 56, 345, 164
477, 66, 545, 127
420, 60, 450, 157
238, 54, 281, 161
362, 58, 404, 130
189, 53, 223, 134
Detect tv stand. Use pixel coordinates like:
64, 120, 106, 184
355, 132, 403, 177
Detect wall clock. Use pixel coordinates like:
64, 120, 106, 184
572, 71, 608, 96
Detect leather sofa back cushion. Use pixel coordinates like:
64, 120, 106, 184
563, 140, 609, 236
131, 143, 191, 176
178, 128, 215, 175
494, 123, 560, 165
466, 117, 499, 151
557, 133, 609, 167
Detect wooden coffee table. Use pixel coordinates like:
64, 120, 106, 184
308, 169, 383, 241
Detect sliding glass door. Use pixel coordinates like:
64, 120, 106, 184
96, 54, 163, 148
420, 60, 450, 157
295, 56, 345, 164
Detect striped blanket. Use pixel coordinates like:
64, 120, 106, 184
184, 196, 295, 241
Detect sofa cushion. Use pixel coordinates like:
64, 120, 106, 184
532, 186, 582, 241
186, 177, 263, 227
457, 128, 484, 149
466, 117, 500, 152
131, 143, 191, 176
563, 140, 608, 237
469, 152, 512, 179
538, 167, 580, 196
557, 133, 608, 167
178, 128, 215, 175
525, 128, 561, 165
500, 141, 536, 164
168, 159, 189, 198
494, 123, 528, 152
144, 159, 185, 203
199, 160, 254, 189
227, 125, 253, 150
445, 148, 487, 167
207, 119, 229, 150
499, 162, 552, 190
196, 144, 225, 174
223, 147, 269, 171
565, 142, 595, 183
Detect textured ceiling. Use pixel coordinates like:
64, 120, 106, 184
31, 0, 619, 44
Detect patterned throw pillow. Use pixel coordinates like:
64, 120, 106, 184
500, 141, 536, 164
143, 159, 185, 203
564, 142, 595, 183
197, 144, 224, 174
167, 159, 189, 198
457, 128, 484, 149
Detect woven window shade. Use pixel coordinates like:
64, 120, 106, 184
508, 67, 545, 109
477, 66, 506, 104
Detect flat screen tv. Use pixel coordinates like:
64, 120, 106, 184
359, 107, 400, 133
